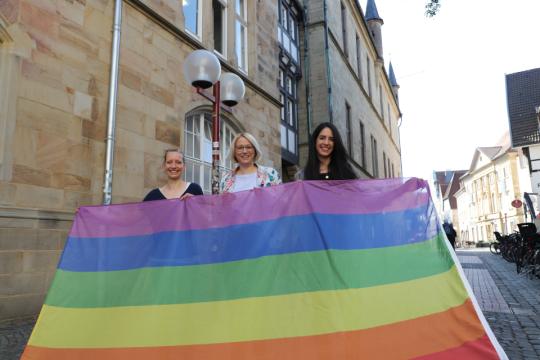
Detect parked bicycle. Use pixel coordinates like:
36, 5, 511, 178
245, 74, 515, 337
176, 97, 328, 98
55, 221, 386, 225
491, 225, 540, 279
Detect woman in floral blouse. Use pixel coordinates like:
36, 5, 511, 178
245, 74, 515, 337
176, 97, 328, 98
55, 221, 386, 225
220, 132, 281, 193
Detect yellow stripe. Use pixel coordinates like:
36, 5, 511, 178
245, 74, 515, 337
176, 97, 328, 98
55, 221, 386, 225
30, 266, 468, 348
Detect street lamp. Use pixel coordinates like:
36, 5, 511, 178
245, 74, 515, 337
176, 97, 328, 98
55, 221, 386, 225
183, 50, 245, 194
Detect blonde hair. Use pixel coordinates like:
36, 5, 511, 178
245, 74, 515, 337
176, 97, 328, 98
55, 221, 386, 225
163, 148, 184, 163
230, 133, 262, 164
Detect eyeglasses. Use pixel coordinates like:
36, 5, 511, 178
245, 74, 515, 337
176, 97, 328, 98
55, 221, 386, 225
235, 145, 254, 152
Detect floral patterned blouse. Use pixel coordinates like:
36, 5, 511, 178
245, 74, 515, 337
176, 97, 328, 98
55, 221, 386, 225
219, 164, 281, 193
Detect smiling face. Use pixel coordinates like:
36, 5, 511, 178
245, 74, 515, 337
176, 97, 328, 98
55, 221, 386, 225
315, 127, 335, 160
234, 136, 256, 167
163, 151, 184, 180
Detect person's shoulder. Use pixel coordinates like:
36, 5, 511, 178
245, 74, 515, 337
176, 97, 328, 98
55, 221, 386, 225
258, 165, 278, 177
187, 182, 204, 195
143, 188, 163, 201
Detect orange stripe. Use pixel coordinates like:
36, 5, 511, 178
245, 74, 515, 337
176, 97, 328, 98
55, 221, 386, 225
412, 335, 499, 359
22, 300, 494, 360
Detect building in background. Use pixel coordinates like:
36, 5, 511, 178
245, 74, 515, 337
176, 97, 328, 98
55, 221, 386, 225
441, 170, 466, 230
432, 170, 456, 218
454, 133, 528, 244
0, 0, 402, 320
506, 67, 540, 217
287, 0, 402, 179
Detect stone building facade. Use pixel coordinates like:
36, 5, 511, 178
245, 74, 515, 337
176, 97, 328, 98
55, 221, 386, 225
0, 0, 282, 320
0, 0, 402, 320
288, 0, 402, 179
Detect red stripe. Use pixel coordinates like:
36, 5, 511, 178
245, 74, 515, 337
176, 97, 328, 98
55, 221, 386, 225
413, 335, 499, 359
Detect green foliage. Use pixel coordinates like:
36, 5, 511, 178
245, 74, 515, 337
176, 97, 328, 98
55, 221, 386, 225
425, 0, 441, 17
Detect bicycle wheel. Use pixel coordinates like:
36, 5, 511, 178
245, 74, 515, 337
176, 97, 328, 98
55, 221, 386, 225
490, 242, 500, 255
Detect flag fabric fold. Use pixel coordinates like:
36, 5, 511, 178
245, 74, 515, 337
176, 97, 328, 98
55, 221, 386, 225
23, 178, 506, 359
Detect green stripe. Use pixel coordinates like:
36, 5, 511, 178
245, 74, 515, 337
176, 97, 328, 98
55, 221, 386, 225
46, 233, 452, 308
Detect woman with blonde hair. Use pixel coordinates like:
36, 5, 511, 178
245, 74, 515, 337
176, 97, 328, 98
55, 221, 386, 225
220, 133, 281, 193
143, 149, 203, 201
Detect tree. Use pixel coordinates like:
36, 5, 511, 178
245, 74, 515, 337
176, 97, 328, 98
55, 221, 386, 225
425, 0, 441, 17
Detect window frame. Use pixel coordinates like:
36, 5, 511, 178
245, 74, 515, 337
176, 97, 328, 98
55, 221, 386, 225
383, 152, 387, 178
235, 0, 248, 73
359, 120, 365, 168
213, 0, 228, 58
366, 56, 372, 97
278, 0, 302, 165
345, 102, 352, 156
340, 2, 348, 58
184, 0, 202, 39
371, 135, 378, 177
184, 112, 238, 194
355, 33, 362, 82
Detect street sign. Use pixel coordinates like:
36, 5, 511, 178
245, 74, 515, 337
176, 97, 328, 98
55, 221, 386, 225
511, 199, 523, 208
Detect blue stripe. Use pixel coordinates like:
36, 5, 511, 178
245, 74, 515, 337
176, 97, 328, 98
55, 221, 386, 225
59, 204, 439, 272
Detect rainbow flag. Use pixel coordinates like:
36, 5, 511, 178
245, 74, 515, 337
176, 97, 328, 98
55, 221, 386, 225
23, 178, 506, 359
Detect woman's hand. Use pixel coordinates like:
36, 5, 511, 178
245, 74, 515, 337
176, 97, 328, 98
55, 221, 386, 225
179, 193, 194, 200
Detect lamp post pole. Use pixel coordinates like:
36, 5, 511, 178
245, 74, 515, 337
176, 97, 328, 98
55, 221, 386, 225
211, 81, 221, 194
183, 50, 245, 194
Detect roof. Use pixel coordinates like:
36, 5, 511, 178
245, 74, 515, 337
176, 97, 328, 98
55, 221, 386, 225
433, 170, 455, 198
443, 170, 467, 205
365, 0, 383, 22
467, 132, 515, 172
506, 68, 540, 147
477, 146, 503, 160
389, 62, 399, 88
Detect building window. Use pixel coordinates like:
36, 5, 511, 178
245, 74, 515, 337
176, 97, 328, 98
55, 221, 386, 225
379, 85, 384, 117
184, 112, 237, 193
355, 33, 362, 82
391, 163, 395, 178
383, 152, 387, 178
279, 68, 299, 162
387, 156, 391, 179
235, 0, 247, 72
366, 56, 372, 96
341, 2, 348, 57
184, 0, 201, 38
278, 0, 300, 64
359, 121, 365, 167
371, 135, 378, 177
278, 0, 301, 164
213, 0, 227, 56
345, 102, 352, 156
387, 104, 391, 135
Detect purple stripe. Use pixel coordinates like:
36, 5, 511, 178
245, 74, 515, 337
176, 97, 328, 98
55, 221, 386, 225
71, 178, 429, 238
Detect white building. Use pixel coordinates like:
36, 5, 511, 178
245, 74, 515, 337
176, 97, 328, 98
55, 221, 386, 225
455, 134, 528, 244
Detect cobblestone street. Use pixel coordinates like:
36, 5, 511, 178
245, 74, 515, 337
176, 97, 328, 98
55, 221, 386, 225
457, 248, 540, 359
2, 249, 540, 359
0, 317, 36, 360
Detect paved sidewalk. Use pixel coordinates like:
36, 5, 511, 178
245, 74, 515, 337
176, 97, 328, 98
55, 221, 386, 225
457, 248, 540, 359
0, 317, 36, 360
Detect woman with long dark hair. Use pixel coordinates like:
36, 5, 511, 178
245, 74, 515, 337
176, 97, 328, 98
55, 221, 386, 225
303, 122, 356, 180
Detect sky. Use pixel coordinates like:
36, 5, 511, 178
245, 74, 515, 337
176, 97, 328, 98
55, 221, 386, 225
360, 0, 540, 182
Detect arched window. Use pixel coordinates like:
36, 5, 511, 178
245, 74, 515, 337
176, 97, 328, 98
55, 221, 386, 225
184, 112, 238, 193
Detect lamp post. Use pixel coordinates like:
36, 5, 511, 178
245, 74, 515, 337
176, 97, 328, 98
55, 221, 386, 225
183, 50, 245, 194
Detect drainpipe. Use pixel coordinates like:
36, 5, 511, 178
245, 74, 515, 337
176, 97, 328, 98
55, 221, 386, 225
103, 0, 123, 205
323, 0, 333, 123
302, 0, 312, 135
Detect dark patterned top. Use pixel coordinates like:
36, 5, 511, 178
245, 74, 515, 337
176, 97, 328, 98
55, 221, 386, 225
143, 183, 203, 201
